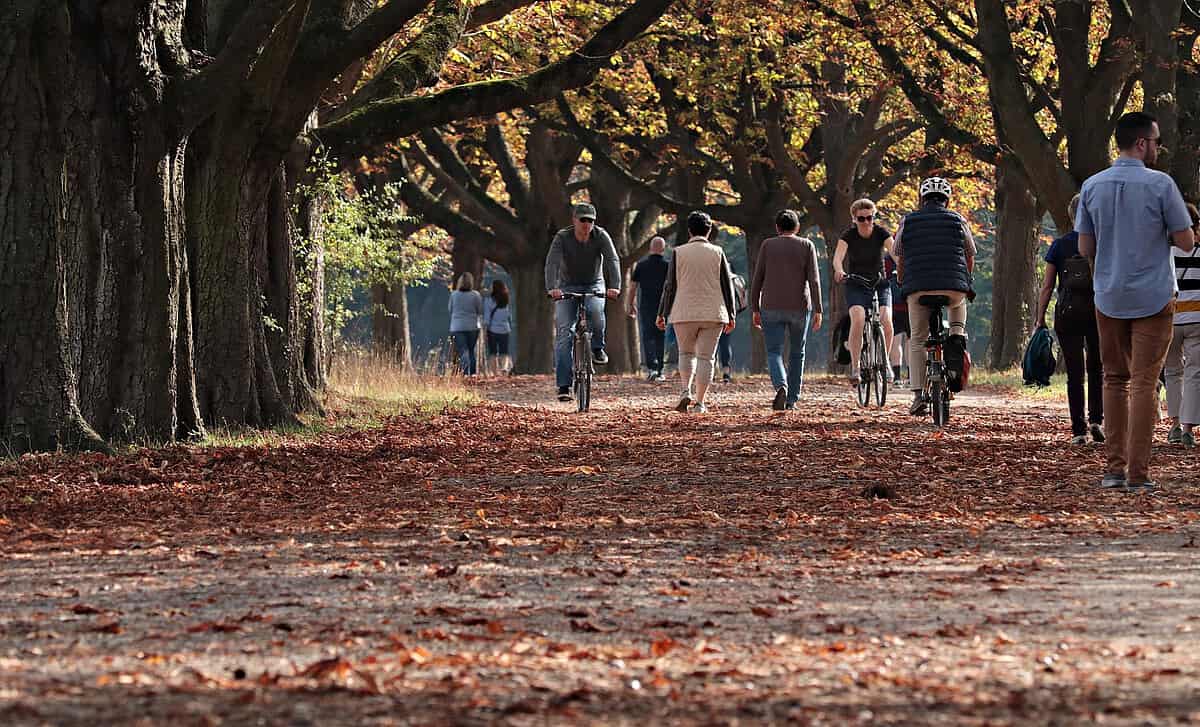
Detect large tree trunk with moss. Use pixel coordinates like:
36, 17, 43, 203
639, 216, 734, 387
0, 1, 203, 452
989, 157, 1042, 369
188, 135, 300, 429
510, 262, 555, 374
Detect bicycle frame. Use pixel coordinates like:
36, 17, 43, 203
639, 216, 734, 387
846, 274, 888, 407
556, 292, 599, 412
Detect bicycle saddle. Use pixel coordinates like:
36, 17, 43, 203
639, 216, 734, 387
918, 295, 951, 308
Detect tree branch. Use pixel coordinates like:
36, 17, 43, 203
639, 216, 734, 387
176, 0, 298, 126
336, 0, 470, 117
484, 118, 532, 211
315, 0, 677, 156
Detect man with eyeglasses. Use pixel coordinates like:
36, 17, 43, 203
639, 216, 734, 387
1077, 111, 1196, 491
833, 198, 897, 386
546, 203, 621, 402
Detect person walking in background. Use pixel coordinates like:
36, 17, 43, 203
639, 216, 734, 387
885, 256, 909, 383
716, 270, 748, 383
1077, 111, 1196, 491
657, 211, 737, 413
1165, 203, 1200, 449
751, 209, 823, 410
448, 273, 483, 376
1035, 193, 1104, 445
484, 279, 512, 376
628, 236, 670, 381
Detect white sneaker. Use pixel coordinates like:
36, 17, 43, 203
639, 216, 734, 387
1070, 434, 1088, 445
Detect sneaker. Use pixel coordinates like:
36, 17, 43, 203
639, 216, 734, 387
645, 372, 657, 382
1183, 430, 1196, 449
784, 401, 796, 410
694, 402, 708, 413
1125, 481, 1158, 493
1070, 434, 1088, 446
908, 392, 927, 416
722, 372, 733, 384
1099, 473, 1126, 489
675, 395, 692, 412
771, 387, 787, 410
592, 349, 609, 365
1168, 423, 1183, 444
1090, 423, 1105, 443
557, 386, 572, 402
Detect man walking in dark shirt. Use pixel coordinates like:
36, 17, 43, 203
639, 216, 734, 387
628, 236, 669, 380
545, 203, 621, 402
751, 209, 824, 410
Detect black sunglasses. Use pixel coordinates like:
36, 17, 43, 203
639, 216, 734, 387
856, 214, 874, 223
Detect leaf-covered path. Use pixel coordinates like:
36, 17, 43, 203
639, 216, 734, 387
1, 375, 1198, 725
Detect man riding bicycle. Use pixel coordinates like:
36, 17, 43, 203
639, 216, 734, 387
546, 203, 621, 402
894, 177, 976, 415
833, 198, 897, 387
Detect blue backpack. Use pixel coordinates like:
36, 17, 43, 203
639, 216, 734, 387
1022, 326, 1056, 387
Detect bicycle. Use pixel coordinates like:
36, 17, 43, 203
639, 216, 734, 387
916, 294, 952, 426
552, 291, 600, 412
845, 274, 888, 407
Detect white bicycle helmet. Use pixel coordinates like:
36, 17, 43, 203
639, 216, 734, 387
919, 176, 952, 200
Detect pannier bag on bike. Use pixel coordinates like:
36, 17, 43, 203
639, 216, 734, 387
834, 314, 852, 365
1054, 254, 1095, 326
1022, 326, 1056, 387
944, 333, 970, 393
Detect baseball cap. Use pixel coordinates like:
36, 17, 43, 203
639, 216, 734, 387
572, 203, 597, 221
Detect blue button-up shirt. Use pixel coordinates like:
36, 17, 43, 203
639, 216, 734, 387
1076, 157, 1191, 319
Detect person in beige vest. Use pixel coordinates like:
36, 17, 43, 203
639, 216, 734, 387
656, 211, 737, 413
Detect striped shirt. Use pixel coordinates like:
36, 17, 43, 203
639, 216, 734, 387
1176, 247, 1200, 325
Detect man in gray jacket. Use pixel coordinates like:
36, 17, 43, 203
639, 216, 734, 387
545, 203, 621, 401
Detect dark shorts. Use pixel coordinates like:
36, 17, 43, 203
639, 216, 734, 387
845, 280, 892, 311
486, 332, 509, 356
892, 310, 910, 336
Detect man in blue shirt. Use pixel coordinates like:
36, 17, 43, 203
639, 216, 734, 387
1077, 111, 1196, 491
627, 236, 669, 380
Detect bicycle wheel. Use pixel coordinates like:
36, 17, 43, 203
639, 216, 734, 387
856, 337, 871, 407
574, 334, 591, 412
931, 380, 948, 427
873, 326, 888, 407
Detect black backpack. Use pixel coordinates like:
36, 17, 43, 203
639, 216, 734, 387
1055, 255, 1095, 326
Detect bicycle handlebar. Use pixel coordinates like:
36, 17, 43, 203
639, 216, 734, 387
548, 291, 604, 300
844, 273, 882, 289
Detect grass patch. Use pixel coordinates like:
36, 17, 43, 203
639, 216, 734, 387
969, 367, 1067, 399
200, 351, 479, 448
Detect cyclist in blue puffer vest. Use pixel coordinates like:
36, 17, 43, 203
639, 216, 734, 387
893, 177, 977, 416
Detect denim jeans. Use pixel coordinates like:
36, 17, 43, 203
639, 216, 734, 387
451, 330, 479, 375
717, 329, 733, 370
761, 309, 811, 404
554, 288, 606, 389
639, 308, 665, 373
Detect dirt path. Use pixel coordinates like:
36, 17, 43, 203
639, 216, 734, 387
1, 375, 1198, 725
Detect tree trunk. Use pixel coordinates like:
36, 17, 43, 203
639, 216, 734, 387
452, 238, 486, 284
188, 137, 299, 429
372, 283, 413, 367
989, 157, 1042, 369
510, 262, 555, 374
1172, 23, 1200, 200
1, 2, 202, 452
